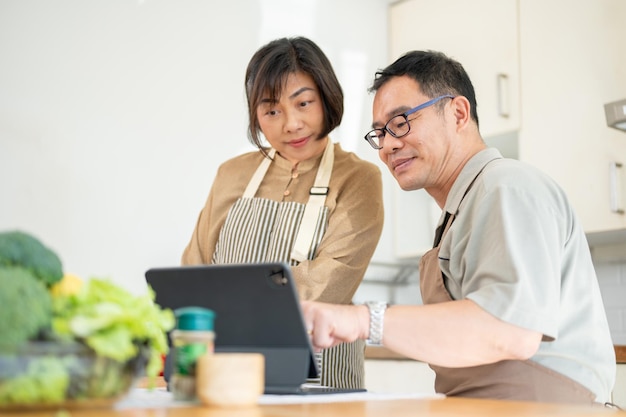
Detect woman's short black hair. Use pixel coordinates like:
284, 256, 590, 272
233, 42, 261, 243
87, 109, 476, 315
245, 37, 344, 152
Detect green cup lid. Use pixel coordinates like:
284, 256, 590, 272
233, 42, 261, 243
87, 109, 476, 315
174, 306, 215, 331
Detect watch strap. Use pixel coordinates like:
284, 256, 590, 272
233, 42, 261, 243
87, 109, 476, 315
365, 301, 387, 345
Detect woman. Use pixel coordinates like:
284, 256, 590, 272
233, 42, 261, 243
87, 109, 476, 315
181, 36, 384, 389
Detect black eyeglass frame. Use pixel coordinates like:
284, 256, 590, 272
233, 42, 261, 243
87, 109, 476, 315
364, 94, 455, 150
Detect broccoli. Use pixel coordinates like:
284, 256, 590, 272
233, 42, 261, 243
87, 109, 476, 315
0, 267, 53, 349
0, 230, 63, 286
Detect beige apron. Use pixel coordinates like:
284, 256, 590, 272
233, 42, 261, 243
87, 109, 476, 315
212, 141, 365, 389
418, 167, 595, 403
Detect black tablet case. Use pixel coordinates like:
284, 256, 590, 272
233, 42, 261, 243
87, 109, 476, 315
145, 262, 321, 394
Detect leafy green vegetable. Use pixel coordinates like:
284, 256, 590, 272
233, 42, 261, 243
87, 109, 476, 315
0, 230, 63, 286
0, 267, 52, 349
51, 278, 174, 379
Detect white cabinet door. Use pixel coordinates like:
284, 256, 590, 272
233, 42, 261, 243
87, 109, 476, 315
518, 0, 626, 235
389, 0, 520, 139
392, 189, 440, 258
614, 363, 626, 408
364, 359, 436, 394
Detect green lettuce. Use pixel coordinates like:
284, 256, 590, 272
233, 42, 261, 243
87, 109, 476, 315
51, 278, 174, 379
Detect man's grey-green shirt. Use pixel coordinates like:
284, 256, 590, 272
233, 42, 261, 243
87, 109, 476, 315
438, 147, 615, 402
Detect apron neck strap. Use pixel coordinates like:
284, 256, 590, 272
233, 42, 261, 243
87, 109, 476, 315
242, 148, 276, 199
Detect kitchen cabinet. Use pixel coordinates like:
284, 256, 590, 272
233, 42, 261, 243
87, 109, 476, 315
365, 357, 436, 394
518, 0, 626, 239
392, 188, 439, 258
389, 0, 520, 139
615, 363, 626, 408
388, 0, 626, 257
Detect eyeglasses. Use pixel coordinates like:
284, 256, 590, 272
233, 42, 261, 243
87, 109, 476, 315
364, 94, 455, 150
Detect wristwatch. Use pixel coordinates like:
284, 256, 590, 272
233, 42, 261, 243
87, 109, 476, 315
365, 301, 388, 346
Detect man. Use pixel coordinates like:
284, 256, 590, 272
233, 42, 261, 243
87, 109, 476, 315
301, 50, 616, 404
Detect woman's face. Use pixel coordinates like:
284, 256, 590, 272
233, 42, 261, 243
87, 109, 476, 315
256, 71, 327, 166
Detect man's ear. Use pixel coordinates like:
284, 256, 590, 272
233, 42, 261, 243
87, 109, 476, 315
452, 96, 472, 131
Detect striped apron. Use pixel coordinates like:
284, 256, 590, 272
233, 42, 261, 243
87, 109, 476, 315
212, 141, 365, 389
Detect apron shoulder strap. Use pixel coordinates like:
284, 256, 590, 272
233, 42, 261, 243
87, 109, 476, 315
291, 140, 334, 262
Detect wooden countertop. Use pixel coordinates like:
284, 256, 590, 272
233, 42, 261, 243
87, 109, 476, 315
10, 396, 625, 417
366, 345, 626, 363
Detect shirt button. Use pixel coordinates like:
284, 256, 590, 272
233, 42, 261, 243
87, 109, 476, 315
292, 172, 299, 179
283, 190, 291, 197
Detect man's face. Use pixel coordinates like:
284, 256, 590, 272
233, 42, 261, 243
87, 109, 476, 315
371, 75, 454, 192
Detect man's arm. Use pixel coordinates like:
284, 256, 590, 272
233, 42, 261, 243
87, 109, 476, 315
302, 299, 542, 368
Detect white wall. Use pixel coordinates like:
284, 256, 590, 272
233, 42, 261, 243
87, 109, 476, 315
0, 0, 394, 294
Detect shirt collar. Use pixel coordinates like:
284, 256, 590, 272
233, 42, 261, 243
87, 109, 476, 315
444, 147, 503, 215
271, 144, 329, 174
